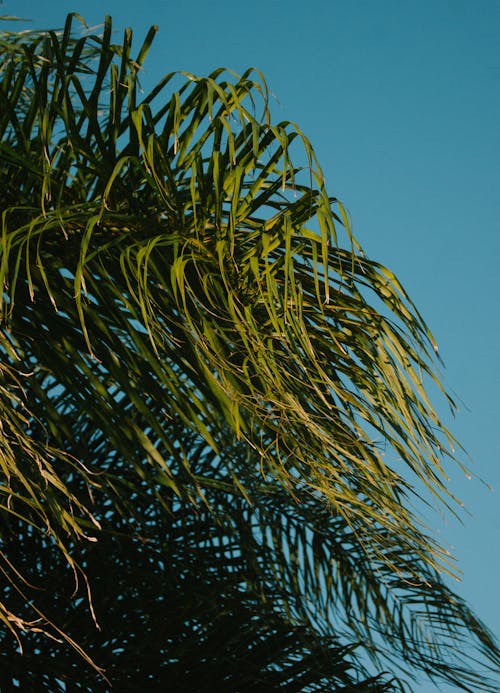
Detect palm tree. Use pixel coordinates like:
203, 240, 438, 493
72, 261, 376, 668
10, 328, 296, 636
0, 14, 498, 691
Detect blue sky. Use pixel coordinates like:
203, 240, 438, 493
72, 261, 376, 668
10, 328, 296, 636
2, 1, 499, 690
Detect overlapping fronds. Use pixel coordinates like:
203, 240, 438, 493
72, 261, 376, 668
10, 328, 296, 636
0, 14, 498, 690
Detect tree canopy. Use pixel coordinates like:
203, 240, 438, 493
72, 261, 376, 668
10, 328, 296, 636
0, 14, 498, 691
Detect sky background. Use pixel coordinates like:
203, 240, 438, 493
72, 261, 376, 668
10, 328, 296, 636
2, 1, 499, 691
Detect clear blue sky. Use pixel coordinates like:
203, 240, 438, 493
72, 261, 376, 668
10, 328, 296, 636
2, 1, 499, 690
